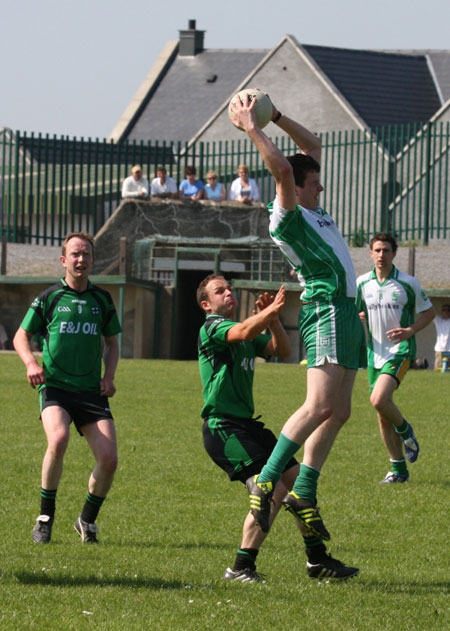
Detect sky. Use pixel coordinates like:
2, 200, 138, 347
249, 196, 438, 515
1, 0, 449, 139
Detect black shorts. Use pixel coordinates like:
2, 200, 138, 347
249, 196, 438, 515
202, 416, 298, 483
39, 386, 114, 436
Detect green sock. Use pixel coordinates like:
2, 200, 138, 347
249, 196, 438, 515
257, 433, 300, 485
292, 464, 320, 503
394, 420, 410, 439
391, 458, 408, 476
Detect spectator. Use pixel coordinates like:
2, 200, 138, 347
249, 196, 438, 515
204, 170, 226, 201
0, 322, 8, 349
121, 165, 150, 199
151, 166, 178, 199
229, 164, 260, 203
433, 303, 450, 370
179, 166, 204, 200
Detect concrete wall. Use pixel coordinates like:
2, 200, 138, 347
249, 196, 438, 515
0, 278, 159, 359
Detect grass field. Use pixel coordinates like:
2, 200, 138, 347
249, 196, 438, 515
0, 354, 448, 631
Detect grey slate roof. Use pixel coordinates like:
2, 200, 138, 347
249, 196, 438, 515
303, 45, 442, 128
126, 49, 268, 144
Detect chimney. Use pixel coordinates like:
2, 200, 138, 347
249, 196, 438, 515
178, 19, 205, 56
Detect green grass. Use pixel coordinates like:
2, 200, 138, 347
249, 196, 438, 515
0, 355, 448, 630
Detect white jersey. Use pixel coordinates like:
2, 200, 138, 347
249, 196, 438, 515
356, 266, 432, 368
268, 197, 357, 301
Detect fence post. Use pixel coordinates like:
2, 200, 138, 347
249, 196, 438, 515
407, 246, 415, 276
13, 131, 20, 242
1, 236, 6, 274
423, 121, 432, 245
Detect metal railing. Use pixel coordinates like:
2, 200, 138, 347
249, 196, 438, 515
1, 121, 449, 245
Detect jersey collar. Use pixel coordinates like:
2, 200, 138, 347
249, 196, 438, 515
60, 277, 93, 293
370, 264, 398, 283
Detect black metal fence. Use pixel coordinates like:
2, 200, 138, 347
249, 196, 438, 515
1, 121, 449, 245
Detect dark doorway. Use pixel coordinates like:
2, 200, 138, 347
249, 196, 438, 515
173, 269, 211, 360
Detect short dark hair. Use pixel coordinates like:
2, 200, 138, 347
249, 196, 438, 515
286, 153, 320, 187
185, 165, 196, 176
196, 274, 227, 308
370, 232, 398, 253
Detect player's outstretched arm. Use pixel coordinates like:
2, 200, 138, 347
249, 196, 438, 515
13, 327, 46, 389
255, 291, 291, 359
230, 94, 296, 211
227, 286, 286, 343
273, 114, 322, 165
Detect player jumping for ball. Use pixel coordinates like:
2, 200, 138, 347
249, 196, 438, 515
13, 232, 121, 544
228, 93, 366, 578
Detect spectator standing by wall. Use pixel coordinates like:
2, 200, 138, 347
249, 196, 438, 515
151, 166, 178, 199
204, 170, 226, 201
179, 166, 204, 200
229, 164, 260, 203
122, 165, 150, 199
433, 303, 450, 370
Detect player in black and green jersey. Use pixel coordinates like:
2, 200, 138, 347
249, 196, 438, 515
198, 274, 339, 582
13, 232, 121, 545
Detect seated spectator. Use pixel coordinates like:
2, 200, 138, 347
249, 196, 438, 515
151, 166, 178, 199
204, 170, 226, 201
179, 166, 204, 201
229, 164, 260, 203
122, 165, 150, 199
0, 322, 8, 349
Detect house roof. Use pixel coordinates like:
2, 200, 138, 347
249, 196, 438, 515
125, 49, 268, 145
110, 24, 449, 147
302, 45, 442, 129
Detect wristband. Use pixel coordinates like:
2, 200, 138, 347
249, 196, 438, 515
272, 111, 282, 123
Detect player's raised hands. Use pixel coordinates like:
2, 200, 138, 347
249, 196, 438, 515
254, 286, 285, 316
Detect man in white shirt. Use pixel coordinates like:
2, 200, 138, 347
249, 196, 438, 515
121, 165, 150, 199
150, 166, 178, 199
356, 233, 435, 483
433, 303, 450, 370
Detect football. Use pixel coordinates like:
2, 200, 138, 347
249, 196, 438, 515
228, 88, 272, 131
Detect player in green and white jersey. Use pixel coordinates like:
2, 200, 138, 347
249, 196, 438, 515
356, 233, 435, 483
14, 232, 122, 544
227, 95, 363, 579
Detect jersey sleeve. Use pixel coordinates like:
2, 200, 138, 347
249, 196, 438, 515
410, 277, 433, 313
101, 299, 122, 337
253, 333, 272, 358
355, 279, 364, 312
204, 317, 236, 347
20, 296, 46, 334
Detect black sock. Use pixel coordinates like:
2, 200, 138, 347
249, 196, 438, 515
233, 548, 259, 571
80, 493, 105, 524
305, 542, 327, 563
40, 488, 57, 519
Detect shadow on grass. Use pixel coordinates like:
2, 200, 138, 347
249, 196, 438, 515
15, 571, 185, 590
108, 541, 231, 550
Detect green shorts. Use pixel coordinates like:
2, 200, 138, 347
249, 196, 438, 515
299, 297, 366, 370
368, 359, 410, 392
